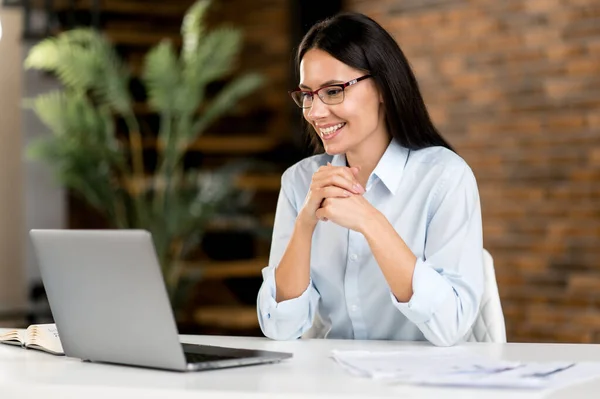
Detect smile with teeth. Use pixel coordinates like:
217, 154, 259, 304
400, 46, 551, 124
319, 123, 346, 137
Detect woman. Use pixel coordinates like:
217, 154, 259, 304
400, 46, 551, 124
256, 12, 484, 347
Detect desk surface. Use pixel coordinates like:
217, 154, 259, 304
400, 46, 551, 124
1, 331, 599, 399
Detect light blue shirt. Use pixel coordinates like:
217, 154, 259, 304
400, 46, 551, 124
256, 139, 484, 346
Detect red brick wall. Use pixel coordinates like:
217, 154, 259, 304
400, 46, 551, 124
345, 0, 600, 342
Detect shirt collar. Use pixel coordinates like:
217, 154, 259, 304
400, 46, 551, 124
330, 138, 410, 194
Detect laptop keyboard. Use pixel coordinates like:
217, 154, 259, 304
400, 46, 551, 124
184, 351, 237, 364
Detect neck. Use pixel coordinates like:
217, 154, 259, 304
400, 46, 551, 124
346, 132, 392, 188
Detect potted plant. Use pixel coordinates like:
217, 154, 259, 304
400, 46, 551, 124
23, 0, 264, 301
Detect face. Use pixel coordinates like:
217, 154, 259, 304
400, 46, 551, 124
298, 49, 386, 155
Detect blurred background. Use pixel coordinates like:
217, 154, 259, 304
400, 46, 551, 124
0, 0, 598, 343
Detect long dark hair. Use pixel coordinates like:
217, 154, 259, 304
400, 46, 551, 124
296, 12, 454, 153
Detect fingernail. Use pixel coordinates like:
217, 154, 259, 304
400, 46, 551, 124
344, 190, 352, 197
353, 184, 365, 193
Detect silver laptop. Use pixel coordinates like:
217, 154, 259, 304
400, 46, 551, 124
29, 229, 292, 372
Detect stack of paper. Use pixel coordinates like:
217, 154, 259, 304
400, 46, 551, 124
331, 347, 600, 390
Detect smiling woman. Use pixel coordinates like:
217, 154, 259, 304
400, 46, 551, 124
257, 12, 485, 347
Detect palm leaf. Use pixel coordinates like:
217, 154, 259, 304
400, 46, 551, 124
23, 37, 61, 70
181, 0, 212, 63
184, 27, 242, 86
188, 73, 265, 141
25, 29, 133, 115
142, 41, 182, 113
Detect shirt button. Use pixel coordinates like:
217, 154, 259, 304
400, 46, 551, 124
349, 254, 358, 261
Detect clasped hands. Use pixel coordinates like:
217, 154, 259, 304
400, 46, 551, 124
298, 162, 378, 233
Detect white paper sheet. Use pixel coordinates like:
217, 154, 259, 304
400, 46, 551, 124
331, 347, 600, 390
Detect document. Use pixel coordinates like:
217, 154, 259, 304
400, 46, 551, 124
331, 347, 600, 390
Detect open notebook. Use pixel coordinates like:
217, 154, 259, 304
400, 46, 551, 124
0, 324, 64, 355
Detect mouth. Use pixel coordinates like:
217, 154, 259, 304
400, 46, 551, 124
318, 122, 346, 141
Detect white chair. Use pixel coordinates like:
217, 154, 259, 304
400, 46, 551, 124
465, 249, 507, 343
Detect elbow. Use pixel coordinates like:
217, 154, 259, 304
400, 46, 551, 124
257, 304, 307, 341
426, 325, 470, 347
428, 331, 465, 347
259, 317, 304, 341
425, 297, 480, 347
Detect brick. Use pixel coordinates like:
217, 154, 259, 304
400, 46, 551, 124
346, 0, 600, 344
567, 59, 600, 75
524, 0, 562, 13
546, 43, 588, 60
590, 148, 600, 165
524, 29, 562, 48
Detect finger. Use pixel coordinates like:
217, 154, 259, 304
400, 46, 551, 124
321, 198, 335, 208
328, 174, 362, 194
313, 165, 365, 194
315, 208, 328, 222
317, 186, 352, 200
314, 169, 363, 193
338, 169, 364, 192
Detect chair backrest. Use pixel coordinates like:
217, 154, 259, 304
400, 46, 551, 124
465, 248, 507, 343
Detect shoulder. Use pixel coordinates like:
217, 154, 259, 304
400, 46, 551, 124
407, 146, 479, 213
409, 146, 468, 171
407, 146, 475, 186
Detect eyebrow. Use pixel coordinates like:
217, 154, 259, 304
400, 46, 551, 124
299, 79, 344, 90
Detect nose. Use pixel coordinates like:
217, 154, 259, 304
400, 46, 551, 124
306, 95, 329, 120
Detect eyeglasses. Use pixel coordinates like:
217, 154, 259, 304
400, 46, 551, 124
289, 74, 372, 109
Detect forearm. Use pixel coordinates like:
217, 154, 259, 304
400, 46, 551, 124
361, 211, 417, 303
274, 220, 315, 302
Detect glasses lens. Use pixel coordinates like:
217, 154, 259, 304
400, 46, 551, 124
320, 86, 344, 105
291, 91, 312, 108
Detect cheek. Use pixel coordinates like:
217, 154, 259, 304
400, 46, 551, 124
302, 109, 313, 126
337, 98, 378, 128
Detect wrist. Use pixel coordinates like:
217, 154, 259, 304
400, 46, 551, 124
359, 208, 386, 238
295, 216, 317, 236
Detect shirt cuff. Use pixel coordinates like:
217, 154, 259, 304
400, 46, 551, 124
390, 258, 454, 325
258, 267, 312, 322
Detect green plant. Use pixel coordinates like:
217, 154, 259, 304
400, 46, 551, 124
23, 0, 264, 298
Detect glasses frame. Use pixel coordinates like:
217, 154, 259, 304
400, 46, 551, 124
289, 74, 373, 109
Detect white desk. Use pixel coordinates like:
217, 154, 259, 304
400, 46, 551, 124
1, 332, 599, 399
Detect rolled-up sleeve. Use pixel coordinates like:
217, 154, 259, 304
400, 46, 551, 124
257, 169, 320, 340
392, 164, 484, 347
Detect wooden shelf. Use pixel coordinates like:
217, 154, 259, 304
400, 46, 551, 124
178, 257, 268, 280
104, 29, 181, 47
30, 0, 192, 17
206, 212, 275, 232
141, 135, 282, 154
236, 174, 280, 191
193, 305, 258, 330
122, 172, 281, 194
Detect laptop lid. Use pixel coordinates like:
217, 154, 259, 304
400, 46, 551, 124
30, 229, 188, 371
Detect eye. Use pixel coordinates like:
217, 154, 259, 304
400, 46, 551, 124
325, 87, 343, 97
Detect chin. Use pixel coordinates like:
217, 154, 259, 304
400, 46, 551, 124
322, 143, 346, 156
